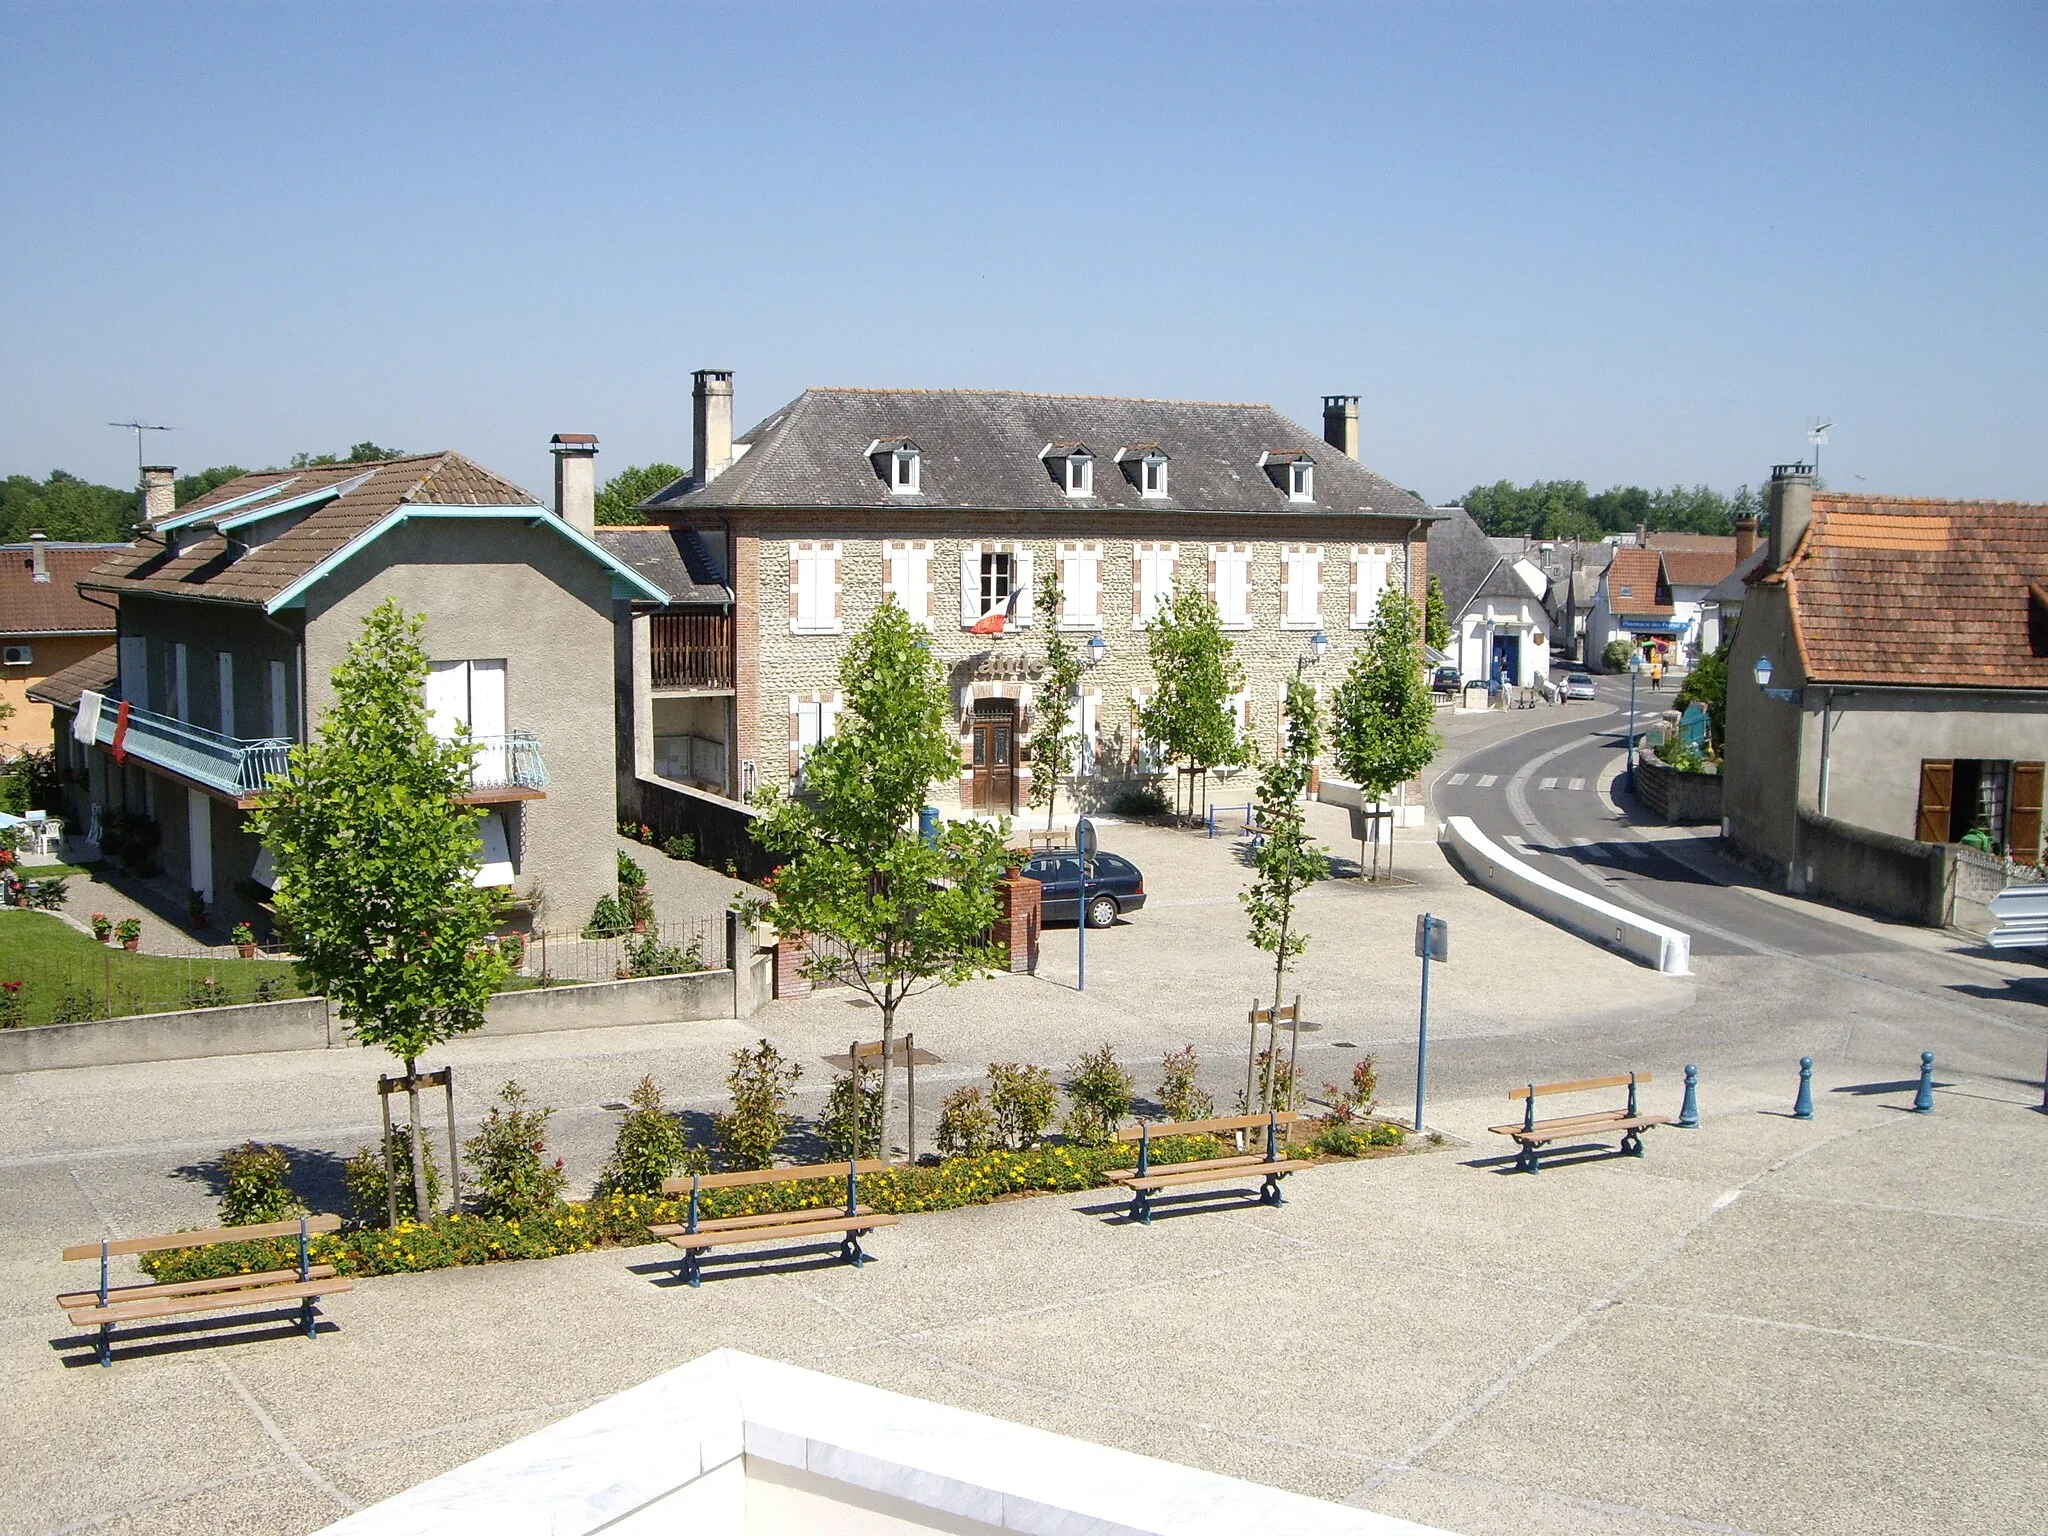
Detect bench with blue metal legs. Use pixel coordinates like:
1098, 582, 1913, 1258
59, 1214, 349, 1367
649, 1158, 896, 1287
1488, 1072, 1673, 1173
1104, 1110, 1309, 1223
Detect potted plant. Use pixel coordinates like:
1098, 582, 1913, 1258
115, 917, 142, 952
186, 888, 207, 927
498, 933, 526, 971
230, 922, 258, 959
90, 912, 112, 943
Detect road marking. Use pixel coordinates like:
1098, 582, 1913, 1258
1505, 835, 1535, 854
1476, 774, 1497, 788
1570, 837, 1596, 852
1445, 772, 1470, 786
1539, 776, 1558, 790
1567, 777, 1586, 791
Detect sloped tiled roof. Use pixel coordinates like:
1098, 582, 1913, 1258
643, 388, 1436, 521
1, 544, 123, 635
85, 455, 547, 608
1604, 548, 1673, 616
1660, 547, 1741, 589
24, 642, 117, 708
1645, 532, 1739, 554
1773, 494, 2048, 687
594, 526, 732, 605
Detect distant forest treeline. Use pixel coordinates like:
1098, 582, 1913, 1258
1462, 480, 1761, 541
0, 443, 405, 545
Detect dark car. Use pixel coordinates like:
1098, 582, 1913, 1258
1431, 666, 1461, 692
1024, 849, 1147, 928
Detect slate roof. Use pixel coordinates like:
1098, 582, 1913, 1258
1430, 505, 1534, 617
1604, 549, 1673, 617
1703, 547, 1767, 604
642, 388, 1437, 521
1765, 494, 2048, 687
24, 642, 117, 709
594, 526, 732, 605
1, 544, 124, 635
85, 454, 546, 608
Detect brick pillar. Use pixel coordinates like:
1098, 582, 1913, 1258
773, 934, 812, 1000
993, 868, 1042, 974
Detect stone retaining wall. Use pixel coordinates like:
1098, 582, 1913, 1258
1634, 757, 1723, 824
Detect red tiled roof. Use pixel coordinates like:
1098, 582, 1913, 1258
1605, 548, 1673, 616
1780, 494, 2048, 687
0, 545, 123, 636
1660, 548, 1742, 588
1644, 532, 1738, 554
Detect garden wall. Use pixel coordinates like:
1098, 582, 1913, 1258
1633, 757, 1723, 825
0, 955, 777, 1074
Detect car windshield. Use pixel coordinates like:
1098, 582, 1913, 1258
1567, 674, 1592, 684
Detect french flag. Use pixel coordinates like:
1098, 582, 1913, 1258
968, 587, 1023, 635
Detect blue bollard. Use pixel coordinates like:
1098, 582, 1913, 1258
1793, 1057, 1814, 1120
1912, 1051, 1935, 1113
1677, 1064, 1699, 1129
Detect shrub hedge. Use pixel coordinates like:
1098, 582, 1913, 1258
140, 1127, 1407, 1285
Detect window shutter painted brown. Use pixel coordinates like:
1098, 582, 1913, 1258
1914, 760, 1954, 844
2009, 762, 2044, 866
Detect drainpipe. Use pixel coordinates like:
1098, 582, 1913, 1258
1816, 687, 1837, 819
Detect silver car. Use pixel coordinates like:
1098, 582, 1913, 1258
1561, 673, 1598, 701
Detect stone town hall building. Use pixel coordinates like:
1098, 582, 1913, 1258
618, 372, 1439, 819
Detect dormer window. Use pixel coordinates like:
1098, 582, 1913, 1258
1115, 444, 1170, 499
867, 438, 922, 495
1260, 449, 1316, 503
1041, 443, 1095, 498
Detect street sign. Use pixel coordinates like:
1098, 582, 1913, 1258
1075, 816, 1098, 863
1414, 913, 1449, 963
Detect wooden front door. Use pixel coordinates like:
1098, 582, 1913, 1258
971, 701, 1017, 812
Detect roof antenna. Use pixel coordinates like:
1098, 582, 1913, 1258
110, 420, 176, 477
1806, 418, 1831, 479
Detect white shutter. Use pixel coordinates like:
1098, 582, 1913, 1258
425, 661, 467, 741
1352, 547, 1391, 628
216, 651, 234, 738
470, 660, 507, 739
959, 543, 981, 627
186, 788, 212, 902
1015, 548, 1036, 627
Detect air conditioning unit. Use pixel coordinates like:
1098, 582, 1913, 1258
1, 644, 32, 667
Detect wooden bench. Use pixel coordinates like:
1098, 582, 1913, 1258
1488, 1072, 1673, 1173
59, 1214, 349, 1367
651, 1158, 897, 1287
1105, 1111, 1309, 1223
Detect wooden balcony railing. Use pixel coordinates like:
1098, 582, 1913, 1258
652, 611, 734, 691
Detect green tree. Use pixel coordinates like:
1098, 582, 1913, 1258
1330, 584, 1441, 879
595, 463, 686, 525
1424, 574, 1450, 652
1028, 563, 1086, 828
1675, 640, 1729, 751
288, 442, 406, 468
1241, 677, 1330, 1108
1138, 578, 1246, 816
745, 601, 1011, 1161
175, 466, 248, 506
250, 601, 505, 1219
0, 470, 137, 543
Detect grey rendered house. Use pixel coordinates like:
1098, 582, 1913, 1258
621, 372, 1440, 822
1723, 464, 2046, 918
31, 450, 665, 935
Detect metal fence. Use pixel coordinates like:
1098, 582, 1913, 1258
515, 917, 722, 986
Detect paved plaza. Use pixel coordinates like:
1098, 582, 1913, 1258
3, 793, 2044, 1534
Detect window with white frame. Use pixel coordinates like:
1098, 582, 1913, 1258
1209, 545, 1252, 630
1129, 687, 1165, 773
1350, 546, 1393, 628
789, 541, 843, 634
883, 540, 932, 627
1132, 543, 1178, 628
1057, 542, 1102, 630
1060, 687, 1101, 777
790, 692, 842, 783
1141, 454, 1168, 498
1065, 452, 1093, 497
890, 448, 920, 493
1289, 461, 1314, 502
426, 659, 508, 741
1226, 688, 1253, 745
960, 543, 1033, 626
1281, 546, 1323, 629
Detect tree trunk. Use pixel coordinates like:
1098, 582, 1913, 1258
404, 1055, 430, 1222
878, 1003, 896, 1166
1386, 800, 1398, 876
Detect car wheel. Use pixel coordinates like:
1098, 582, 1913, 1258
1085, 894, 1118, 929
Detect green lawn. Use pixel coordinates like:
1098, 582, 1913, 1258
0, 910, 307, 1028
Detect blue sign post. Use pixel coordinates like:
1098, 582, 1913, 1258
1075, 817, 1097, 993
1413, 913, 1448, 1133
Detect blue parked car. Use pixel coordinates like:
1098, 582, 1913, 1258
1024, 849, 1147, 928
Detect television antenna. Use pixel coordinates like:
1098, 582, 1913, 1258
109, 420, 176, 475
1806, 418, 1831, 478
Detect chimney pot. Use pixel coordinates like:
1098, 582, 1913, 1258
1321, 395, 1359, 460
1734, 515, 1758, 562
1765, 464, 1815, 572
141, 465, 177, 526
29, 530, 48, 581
550, 434, 599, 536
693, 369, 735, 488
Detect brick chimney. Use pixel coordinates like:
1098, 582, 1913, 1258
693, 369, 734, 487
141, 466, 176, 525
550, 433, 598, 535
28, 530, 48, 582
1734, 515, 1758, 562
1321, 395, 1359, 459
1766, 463, 1815, 571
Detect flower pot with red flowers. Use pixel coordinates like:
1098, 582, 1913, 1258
230, 922, 258, 959
90, 912, 113, 943
115, 918, 142, 951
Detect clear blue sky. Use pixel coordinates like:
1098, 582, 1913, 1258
3, 2, 2042, 505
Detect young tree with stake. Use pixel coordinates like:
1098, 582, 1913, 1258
1330, 584, 1442, 879
1138, 579, 1246, 816
1028, 564, 1085, 829
251, 602, 506, 1221
745, 601, 1012, 1161
1242, 677, 1330, 1109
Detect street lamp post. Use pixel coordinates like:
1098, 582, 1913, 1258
1295, 629, 1329, 677
1625, 651, 1644, 791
